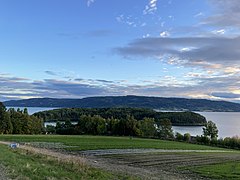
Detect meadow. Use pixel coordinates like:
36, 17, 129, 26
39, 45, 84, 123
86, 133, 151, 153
0, 134, 225, 151
0, 142, 136, 180
0, 135, 239, 179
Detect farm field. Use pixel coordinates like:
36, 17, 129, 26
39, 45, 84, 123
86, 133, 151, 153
0, 135, 239, 179
98, 152, 240, 179
0, 135, 226, 151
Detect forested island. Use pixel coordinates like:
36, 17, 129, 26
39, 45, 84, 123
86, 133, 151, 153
4, 95, 240, 111
34, 107, 206, 126
33, 108, 205, 138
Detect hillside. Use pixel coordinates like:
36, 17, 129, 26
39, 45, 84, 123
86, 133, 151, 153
4, 95, 240, 112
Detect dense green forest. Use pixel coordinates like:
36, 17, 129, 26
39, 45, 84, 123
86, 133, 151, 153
48, 115, 174, 139
0, 102, 43, 134
34, 107, 206, 126
4, 95, 240, 111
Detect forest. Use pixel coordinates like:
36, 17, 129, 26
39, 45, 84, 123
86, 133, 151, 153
34, 107, 207, 126
0, 102, 43, 134
4, 95, 240, 111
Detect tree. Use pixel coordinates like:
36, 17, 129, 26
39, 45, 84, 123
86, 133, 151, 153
183, 133, 191, 142
64, 119, 72, 128
175, 132, 184, 141
203, 121, 218, 140
157, 118, 174, 139
125, 115, 140, 136
7, 107, 43, 134
0, 103, 13, 134
139, 118, 156, 137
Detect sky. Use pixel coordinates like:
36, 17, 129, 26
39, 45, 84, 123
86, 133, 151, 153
0, 0, 240, 103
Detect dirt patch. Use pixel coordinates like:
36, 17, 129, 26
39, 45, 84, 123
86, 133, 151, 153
80, 148, 231, 156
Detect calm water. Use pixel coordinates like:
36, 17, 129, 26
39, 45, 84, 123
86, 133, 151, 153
7, 107, 240, 138
7, 106, 58, 115
173, 112, 240, 138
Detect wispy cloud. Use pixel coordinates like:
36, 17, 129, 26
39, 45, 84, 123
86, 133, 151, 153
0, 72, 240, 103
45, 71, 58, 76
87, 0, 95, 7
143, 0, 158, 15
115, 36, 240, 65
194, 12, 204, 18
203, 0, 240, 28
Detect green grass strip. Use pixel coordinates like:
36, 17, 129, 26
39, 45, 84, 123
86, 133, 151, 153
188, 162, 240, 179
0, 144, 136, 180
0, 135, 227, 151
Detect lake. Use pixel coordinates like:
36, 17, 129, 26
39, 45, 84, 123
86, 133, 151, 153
7, 107, 240, 138
7, 106, 58, 115
173, 112, 240, 138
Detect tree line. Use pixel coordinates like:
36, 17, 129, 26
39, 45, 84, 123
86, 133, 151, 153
48, 115, 174, 139
0, 102, 43, 134
48, 118, 240, 151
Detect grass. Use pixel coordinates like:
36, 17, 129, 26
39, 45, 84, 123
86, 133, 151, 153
104, 152, 240, 179
189, 162, 240, 179
0, 134, 228, 151
0, 144, 136, 180
0, 135, 239, 179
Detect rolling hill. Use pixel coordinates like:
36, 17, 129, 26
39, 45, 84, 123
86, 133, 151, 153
3, 95, 240, 112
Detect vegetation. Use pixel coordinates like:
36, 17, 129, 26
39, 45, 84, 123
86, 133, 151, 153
38, 108, 206, 140
34, 107, 207, 126
0, 102, 43, 135
203, 120, 218, 140
0, 144, 134, 179
189, 162, 240, 179
0, 135, 235, 179
4, 95, 240, 111
157, 118, 174, 139
105, 152, 240, 180
0, 135, 225, 151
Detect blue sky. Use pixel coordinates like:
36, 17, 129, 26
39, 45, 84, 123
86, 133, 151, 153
0, 0, 240, 103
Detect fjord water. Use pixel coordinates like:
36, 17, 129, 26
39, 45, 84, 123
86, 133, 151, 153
7, 107, 240, 138
199, 112, 240, 138
173, 112, 240, 138
7, 107, 57, 115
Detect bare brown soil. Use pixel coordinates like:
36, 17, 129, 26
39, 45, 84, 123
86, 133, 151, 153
0, 141, 238, 180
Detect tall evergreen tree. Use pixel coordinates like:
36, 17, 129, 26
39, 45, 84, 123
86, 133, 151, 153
0, 102, 13, 134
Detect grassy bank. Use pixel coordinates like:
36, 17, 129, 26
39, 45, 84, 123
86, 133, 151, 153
0, 144, 135, 180
0, 135, 227, 151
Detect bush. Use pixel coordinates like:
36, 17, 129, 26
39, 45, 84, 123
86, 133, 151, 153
183, 133, 191, 142
175, 132, 184, 141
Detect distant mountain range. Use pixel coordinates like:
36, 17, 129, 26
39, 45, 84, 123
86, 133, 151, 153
3, 95, 240, 112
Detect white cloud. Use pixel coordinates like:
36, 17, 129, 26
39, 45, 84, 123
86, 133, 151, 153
160, 31, 170, 37
87, 0, 95, 7
143, 0, 158, 15
194, 12, 204, 18
212, 29, 225, 35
